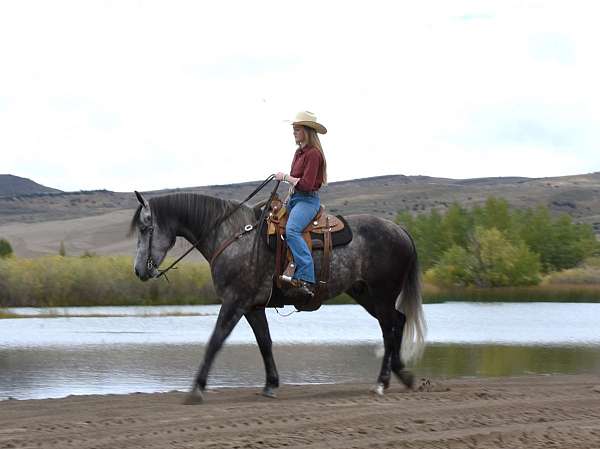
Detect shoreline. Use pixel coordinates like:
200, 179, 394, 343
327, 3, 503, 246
2, 375, 600, 448
3, 299, 600, 320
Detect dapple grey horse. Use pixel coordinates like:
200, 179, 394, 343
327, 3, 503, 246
130, 191, 426, 403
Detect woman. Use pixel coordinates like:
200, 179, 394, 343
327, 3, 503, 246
274, 111, 328, 298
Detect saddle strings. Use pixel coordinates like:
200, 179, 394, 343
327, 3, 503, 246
275, 307, 297, 317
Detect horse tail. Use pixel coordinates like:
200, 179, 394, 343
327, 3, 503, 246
395, 231, 427, 363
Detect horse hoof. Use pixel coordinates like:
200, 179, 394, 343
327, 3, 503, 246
262, 386, 278, 399
183, 387, 204, 405
398, 369, 415, 390
371, 383, 385, 396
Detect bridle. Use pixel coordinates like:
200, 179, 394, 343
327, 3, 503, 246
142, 219, 163, 278
139, 174, 280, 281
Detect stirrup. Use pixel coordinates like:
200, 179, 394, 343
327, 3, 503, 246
278, 261, 296, 287
278, 274, 294, 285
285, 280, 315, 298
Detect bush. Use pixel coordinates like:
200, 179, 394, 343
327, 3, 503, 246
425, 245, 476, 287
397, 197, 599, 275
0, 239, 13, 258
428, 227, 541, 287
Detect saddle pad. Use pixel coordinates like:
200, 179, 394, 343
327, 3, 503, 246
261, 215, 353, 252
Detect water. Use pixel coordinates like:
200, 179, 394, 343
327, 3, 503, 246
1, 303, 600, 400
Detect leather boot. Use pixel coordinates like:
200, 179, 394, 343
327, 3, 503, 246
286, 279, 315, 299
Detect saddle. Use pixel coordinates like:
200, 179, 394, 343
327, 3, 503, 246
264, 194, 351, 311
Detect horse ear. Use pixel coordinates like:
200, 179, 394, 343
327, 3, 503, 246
135, 191, 149, 209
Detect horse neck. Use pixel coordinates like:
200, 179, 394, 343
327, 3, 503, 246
167, 194, 251, 261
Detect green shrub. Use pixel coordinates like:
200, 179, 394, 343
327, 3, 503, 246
397, 197, 599, 275
428, 227, 541, 287
0, 239, 13, 258
425, 245, 476, 287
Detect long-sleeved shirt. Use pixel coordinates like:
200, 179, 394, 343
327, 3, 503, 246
290, 145, 324, 192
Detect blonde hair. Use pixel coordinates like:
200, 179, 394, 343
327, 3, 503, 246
301, 126, 328, 185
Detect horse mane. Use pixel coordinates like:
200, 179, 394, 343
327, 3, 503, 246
128, 193, 251, 236
128, 205, 143, 237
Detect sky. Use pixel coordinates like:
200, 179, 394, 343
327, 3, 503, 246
1, 0, 599, 192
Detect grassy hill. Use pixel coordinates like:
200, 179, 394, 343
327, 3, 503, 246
1, 172, 599, 258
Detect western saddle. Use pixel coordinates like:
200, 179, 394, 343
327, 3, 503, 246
265, 194, 344, 311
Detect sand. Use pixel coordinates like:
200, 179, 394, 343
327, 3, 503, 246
1, 375, 600, 448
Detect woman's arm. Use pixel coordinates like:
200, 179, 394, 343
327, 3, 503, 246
293, 150, 321, 191
274, 172, 299, 185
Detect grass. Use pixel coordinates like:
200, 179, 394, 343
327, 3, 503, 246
0, 255, 218, 308
2, 255, 600, 309
422, 283, 600, 303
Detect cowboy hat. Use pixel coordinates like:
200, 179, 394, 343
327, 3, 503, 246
290, 111, 327, 134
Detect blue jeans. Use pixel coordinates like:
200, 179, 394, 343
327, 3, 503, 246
286, 191, 320, 284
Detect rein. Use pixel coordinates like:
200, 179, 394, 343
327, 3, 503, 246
151, 175, 279, 279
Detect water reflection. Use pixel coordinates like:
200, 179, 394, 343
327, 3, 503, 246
2, 343, 600, 400
2, 303, 600, 400
417, 344, 600, 378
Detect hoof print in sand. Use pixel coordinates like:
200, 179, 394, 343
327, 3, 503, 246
416, 378, 450, 392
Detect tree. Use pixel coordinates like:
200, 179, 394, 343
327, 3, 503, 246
427, 245, 476, 287
399, 197, 599, 277
548, 214, 597, 270
397, 209, 451, 270
442, 203, 472, 248
517, 207, 598, 272
59, 241, 66, 257
473, 197, 513, 234
471, 227, 541, 287
428, 227, 541, 287
0, 239, 13, 258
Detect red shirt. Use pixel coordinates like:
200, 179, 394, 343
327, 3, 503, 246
290, 145, 324, 192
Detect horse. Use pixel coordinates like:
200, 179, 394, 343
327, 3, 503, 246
130, 190, 426, 403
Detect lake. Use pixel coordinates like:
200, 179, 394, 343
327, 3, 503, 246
1, 303, 600, 400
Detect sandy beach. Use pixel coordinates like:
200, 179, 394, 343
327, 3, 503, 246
1, 375, 600, 448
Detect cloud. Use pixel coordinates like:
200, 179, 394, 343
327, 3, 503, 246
0, 0, 599, 191
530, 33, 576, 65
454, 13, 495, 21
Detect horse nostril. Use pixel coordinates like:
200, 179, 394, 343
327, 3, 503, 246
135, 267, 140, 278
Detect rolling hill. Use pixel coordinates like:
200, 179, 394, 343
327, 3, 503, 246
0, 175, 62, 197
0, 172, 599, 258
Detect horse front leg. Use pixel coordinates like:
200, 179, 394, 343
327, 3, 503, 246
185, 299, 246, 404
245, 308, 279, 398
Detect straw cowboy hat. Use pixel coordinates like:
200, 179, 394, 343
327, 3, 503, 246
291, 111, 327, 134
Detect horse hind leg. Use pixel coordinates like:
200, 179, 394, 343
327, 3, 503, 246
374, 306, 415, 393
347, 284, 394, 396
375, 308, 397, 395
391, 310, 415, 389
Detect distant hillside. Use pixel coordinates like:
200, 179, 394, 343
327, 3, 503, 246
0, 174, 62, 197
0, 172, 599, 257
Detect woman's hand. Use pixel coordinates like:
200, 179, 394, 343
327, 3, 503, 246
274, 172, 299, 185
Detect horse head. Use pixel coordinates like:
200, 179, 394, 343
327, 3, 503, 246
130, 191, 176, 281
